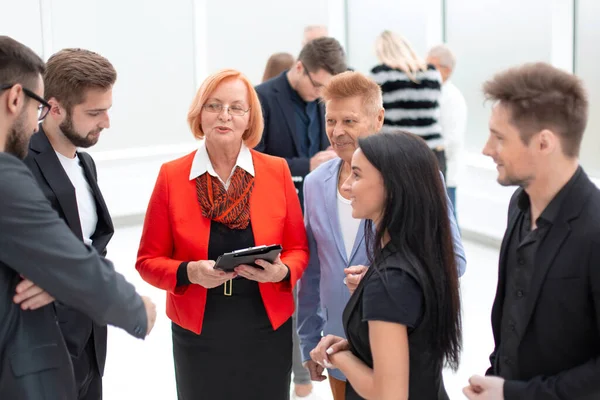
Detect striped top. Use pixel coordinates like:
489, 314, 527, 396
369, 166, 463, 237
370, 64, 443, 149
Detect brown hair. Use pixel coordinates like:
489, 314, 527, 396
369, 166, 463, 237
322, 71, 383, 115
44, 48, 116, 110
187, 69, 264, 148
262, 52, 295, 82
298, 37, 347, 76
483, 62, 588, 157
0, 36, 45, 90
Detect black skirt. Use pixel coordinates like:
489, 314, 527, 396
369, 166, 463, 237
172, 221, 292, 400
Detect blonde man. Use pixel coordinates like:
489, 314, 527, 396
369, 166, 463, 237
298, 71, 465, 400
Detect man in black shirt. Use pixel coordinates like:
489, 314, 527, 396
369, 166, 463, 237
464, 62, 600, 399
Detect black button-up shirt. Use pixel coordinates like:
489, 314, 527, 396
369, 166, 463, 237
497, 167, 582, 378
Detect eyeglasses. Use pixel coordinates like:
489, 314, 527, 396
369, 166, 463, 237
203, 102, 250, 117
301, 62, 325, 89
1, 83, 51, 121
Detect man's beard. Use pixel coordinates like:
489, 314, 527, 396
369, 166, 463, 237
59, 112, 101, 148
5, 110, 30, 160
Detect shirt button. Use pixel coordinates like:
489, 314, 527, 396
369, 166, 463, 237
517, 290, 524, 297
509, 322, 516, 331
518, 258, 525, 265
134, 325, 143, 336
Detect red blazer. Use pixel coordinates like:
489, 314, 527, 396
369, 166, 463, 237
136, 150, 309, 334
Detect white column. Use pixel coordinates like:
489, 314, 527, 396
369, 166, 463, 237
327, 0, 348, 53
550, 0, 575, 73
192, 0, 209, 89
38, 0, 54, 60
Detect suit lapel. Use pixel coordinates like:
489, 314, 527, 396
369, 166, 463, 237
77, 153, 114, 251
31, 130, 83, 240
274, 75, 302, 155
323, 160, 348, 263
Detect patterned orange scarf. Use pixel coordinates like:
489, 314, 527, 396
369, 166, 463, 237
196, 167, 254, 230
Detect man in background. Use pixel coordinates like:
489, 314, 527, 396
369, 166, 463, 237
303, 25, 328, 46
427, 44, 467, 219
24, 48, 118, 400
0, 35, 156, 399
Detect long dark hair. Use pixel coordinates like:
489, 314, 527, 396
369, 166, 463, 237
359, 131, 462, 370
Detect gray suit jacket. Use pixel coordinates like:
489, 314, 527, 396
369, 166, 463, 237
0, 153, 147, 400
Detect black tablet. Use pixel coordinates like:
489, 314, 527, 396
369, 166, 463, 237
214, 244, 283, 272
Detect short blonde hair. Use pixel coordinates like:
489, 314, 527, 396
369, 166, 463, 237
187, 69, 264, 148
322, 71, 383, 116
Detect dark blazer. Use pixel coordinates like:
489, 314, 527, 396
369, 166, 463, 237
254, 71, 330, 206
0, 153, 147, 400
23, 128, 114, 377
487, 168, 600, 399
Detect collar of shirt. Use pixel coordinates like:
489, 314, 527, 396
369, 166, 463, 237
189, 140, 254, 188
517, 166, 582, 226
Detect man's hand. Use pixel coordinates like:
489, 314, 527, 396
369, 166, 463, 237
310, 150, 337, 171
463, 375, 505, 399
344, 265, 368, 295
302, 359, 327, 382
13, 278, 55, 310
142, 296, 157, 336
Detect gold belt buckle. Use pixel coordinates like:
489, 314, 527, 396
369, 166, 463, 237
224, 279, 232, 296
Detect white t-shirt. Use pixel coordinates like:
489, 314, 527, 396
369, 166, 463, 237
337, 189, 361, 260
439, 80, 468, 187
55, 152, 98, 246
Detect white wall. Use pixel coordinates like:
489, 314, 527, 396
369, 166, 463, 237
205, 0, 329, 85
444, 0, 574, 241
0, 2, 44, 55
0, 0, 337, 220
576, 0, 600, 177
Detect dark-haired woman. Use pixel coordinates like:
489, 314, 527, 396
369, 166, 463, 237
310, 131, 462, 399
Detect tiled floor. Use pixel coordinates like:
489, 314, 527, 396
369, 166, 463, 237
101, 225, 499, 399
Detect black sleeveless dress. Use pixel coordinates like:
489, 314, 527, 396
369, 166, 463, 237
342, 243, 450, 399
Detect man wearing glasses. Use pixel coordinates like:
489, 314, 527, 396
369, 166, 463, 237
22, 48, 117, 400
0, 36, 156, 399
255, 37, 347, 400
255, 37, 347, 210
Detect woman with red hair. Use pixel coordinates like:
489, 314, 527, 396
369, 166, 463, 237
136, 69, 309, 399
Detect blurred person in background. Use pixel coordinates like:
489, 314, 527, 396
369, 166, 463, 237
371, 30, 445, 177
302, 25, 328, 46
427, 44, 467, 220
262, 52, 295, 83
255, 37, 347, 208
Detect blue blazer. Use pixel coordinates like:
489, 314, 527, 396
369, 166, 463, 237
297, 158, 466, 381
255, 71, 330, 207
